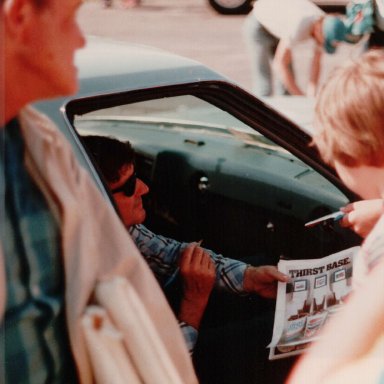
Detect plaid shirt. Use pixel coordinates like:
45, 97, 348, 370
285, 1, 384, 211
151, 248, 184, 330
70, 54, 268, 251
129, 224, 248, 352
0, 120, 77, 383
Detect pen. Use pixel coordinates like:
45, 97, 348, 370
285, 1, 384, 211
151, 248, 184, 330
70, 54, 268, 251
304, 211, 345, 228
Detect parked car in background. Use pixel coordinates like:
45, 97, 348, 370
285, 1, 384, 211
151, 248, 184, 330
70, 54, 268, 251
208, 0, 253, 14
208, 0, 348, 15
35, 37, 359, 384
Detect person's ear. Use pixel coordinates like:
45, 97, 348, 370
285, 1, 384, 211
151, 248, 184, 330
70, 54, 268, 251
3, 0, 37, 42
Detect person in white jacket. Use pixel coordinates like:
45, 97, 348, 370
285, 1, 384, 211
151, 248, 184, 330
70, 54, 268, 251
243, 0, 352, 96
1, 0, 198, 383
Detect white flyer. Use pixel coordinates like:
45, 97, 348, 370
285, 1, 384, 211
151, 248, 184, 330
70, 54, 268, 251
268, 246, 360, 360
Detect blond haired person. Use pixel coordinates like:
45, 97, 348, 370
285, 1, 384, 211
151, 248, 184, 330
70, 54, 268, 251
288, 49, 384, 383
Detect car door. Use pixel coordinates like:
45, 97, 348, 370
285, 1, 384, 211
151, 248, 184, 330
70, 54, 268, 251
66, 80, 359, 262
65, 80, 360, 383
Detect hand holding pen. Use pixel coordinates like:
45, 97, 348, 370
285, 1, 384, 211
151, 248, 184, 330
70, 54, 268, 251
305, 199, 384, 237
339, 199, 384, 238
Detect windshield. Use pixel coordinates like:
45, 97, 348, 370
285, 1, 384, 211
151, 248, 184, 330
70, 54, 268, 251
75, 94, 286, 153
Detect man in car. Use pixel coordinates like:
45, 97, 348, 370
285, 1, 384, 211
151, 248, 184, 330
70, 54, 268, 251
1, 0, 198, 382
82, 135, 289, 353
243, 0, 353, 97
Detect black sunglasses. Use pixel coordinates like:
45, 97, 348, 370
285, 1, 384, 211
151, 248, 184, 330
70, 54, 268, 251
111, 172, 137, 197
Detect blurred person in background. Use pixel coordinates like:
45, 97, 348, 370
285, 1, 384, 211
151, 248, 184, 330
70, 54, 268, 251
368, 0, 384, 48
343, 0, 384, 49
243, 0, 354, 97
288, 49, 384, 383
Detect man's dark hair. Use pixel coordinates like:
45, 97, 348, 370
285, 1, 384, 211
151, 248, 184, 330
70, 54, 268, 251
82, 135, 135, 183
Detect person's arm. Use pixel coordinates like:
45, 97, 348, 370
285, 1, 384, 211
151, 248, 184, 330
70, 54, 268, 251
273, 39, 304, 95
243, 265, 289, 298
178, 243, 215, 329
307, 46, 322, 97
129, 224, 246, 293
178, 243, 215, 353
199, 251, 288, 297
178, 322, 198, 355
130, 224, 288, 297
287, 258, 384, 383
340, 199, 384, 238
129, 224, 183, 283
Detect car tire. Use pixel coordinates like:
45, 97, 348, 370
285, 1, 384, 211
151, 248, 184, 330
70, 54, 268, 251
208, 0, 253, 15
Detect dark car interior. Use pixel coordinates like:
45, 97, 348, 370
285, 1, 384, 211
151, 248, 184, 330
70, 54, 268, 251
66, 81, 360, 383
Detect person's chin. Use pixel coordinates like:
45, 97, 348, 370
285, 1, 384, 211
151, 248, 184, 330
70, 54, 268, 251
59, 67, 79, 95
129, 210, 145, 226
139, 211, 146, 223
63, 76, 79, 96
49, 81, 78, 99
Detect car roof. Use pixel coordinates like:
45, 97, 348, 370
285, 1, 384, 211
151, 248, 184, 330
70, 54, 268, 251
34, 36, 229, 134
36, 36, 317, 145
75, 36, 228, 96
33, 37, 232, 172
73, 38, 316, 136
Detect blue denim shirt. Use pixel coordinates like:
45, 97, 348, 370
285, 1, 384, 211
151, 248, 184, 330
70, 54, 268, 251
1, 120, 77, 383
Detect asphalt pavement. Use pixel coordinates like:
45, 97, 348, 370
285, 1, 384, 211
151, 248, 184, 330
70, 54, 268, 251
79, 0, 365, 92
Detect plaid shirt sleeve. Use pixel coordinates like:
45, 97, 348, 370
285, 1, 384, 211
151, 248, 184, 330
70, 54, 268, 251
129, 224, 248, 293
179, 322, 198, 355
129, 225, 249, 354
129, 224, 184, 285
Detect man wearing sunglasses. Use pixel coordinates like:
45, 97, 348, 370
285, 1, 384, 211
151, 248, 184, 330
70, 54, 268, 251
83, 135, 288, 356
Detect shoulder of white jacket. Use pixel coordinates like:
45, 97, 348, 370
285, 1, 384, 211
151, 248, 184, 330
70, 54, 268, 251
19, 105, 67, 147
